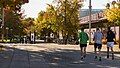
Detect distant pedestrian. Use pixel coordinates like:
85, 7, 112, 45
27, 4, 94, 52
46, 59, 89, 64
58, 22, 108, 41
91, 30, 95, 42
79, 28, 89, 60
106, 27, 115, 60
93, 28, 103, 61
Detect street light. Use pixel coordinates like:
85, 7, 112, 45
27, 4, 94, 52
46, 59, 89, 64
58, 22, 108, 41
89, 0, 92, 44
62, 0, 67, 44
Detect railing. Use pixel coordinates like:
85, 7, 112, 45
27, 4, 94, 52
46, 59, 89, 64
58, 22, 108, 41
80, 12, 104, 24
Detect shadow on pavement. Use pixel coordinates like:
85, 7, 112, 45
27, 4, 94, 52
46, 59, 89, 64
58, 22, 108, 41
0, 45, 120, 68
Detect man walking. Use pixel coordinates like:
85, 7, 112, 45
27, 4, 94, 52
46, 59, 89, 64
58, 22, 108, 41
106, 27, 115, 60
93, 28, 103, 61
79, 28, 89, 60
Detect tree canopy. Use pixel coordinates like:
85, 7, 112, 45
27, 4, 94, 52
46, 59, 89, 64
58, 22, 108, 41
0, 0, 29, 36
35, 0, 82, 37
105, 1, 120, 25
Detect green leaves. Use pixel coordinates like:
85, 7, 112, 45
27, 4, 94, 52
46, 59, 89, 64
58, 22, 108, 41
21, 18, 35, 34
0, 0, 29, 36
34, 0, 82, 37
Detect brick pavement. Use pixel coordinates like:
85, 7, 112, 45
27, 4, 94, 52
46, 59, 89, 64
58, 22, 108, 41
0, 43, 120, 68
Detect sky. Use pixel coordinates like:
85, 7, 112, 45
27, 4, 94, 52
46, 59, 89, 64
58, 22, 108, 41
21, 0, 116, 18
21, 0, 53, 18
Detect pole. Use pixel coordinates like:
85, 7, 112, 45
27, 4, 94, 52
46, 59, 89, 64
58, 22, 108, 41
65, 0, 66, 27
6, 27, 9, 41
1, 7, 5, 42
89, 0, 92, 44
63, 0, 67, 44
118, 0, 120, 48
119, 26, 120, 48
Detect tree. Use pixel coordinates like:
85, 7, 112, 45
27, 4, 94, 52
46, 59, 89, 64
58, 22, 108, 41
0, 0, 29, 40
105, 1, 120, 48
105, 1, 120, 24
53, 0, 82, 44
21, 17, 35, 35
35, 0, 83, 43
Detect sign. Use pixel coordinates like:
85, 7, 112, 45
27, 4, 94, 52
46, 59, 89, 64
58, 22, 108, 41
31, 33, 34, 42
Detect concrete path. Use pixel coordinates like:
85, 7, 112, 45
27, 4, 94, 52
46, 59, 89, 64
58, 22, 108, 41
0, 43, 120, 68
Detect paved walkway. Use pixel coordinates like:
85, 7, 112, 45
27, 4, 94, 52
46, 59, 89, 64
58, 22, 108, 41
0, 43, 120, 68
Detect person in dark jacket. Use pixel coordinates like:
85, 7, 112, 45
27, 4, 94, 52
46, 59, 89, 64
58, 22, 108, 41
106, 27, 115, 60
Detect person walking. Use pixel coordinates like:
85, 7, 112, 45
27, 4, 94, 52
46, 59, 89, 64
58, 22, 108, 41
79, 28, 89, 60
106, 27, 115, 60
93, 28, 103, 61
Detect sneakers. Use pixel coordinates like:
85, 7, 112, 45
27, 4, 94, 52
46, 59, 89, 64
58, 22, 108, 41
81, 57, 84, 60
94, 56, 101, 61
83, 55, 86, 58
81, 55, 86, 60
112, 57, 114, 60
107, 54, 114, 60
94, 56, 97, 59
112, 54, 114, 60
99, 57, 101, 61
107, 55, 109, 58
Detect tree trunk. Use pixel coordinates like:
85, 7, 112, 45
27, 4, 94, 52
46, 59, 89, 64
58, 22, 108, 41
119, 26, 120, 48
114, 24, 116, 44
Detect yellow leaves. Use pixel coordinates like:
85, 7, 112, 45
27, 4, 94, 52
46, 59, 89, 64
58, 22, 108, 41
105, 8, 120, 22
105, 1, 120, 24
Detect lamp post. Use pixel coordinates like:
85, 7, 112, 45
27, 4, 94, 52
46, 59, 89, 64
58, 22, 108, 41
89, 0, 92, 44
62, 0, 67, 44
